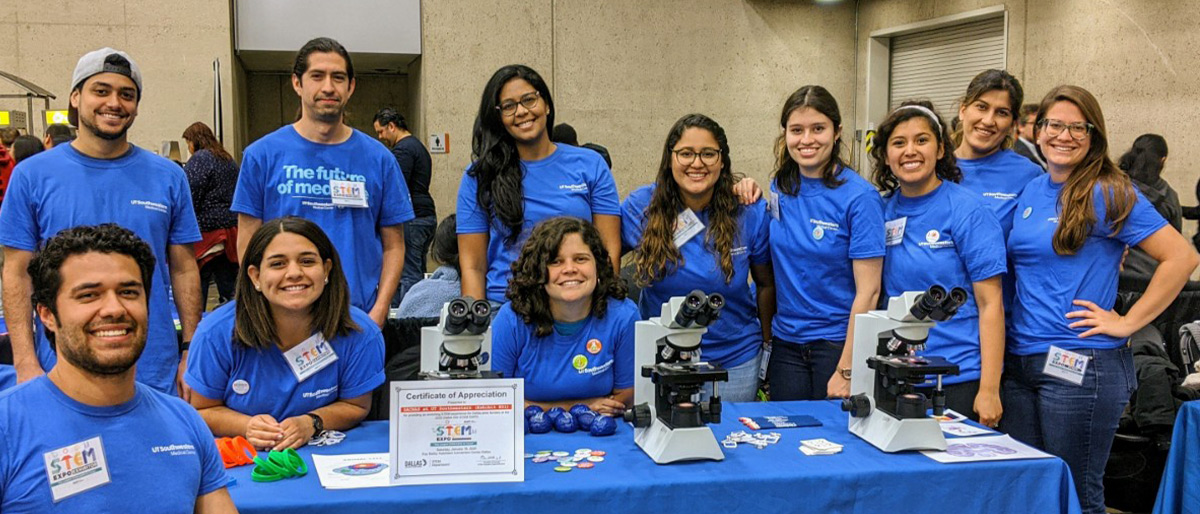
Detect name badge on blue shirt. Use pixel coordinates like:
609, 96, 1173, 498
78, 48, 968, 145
885, 217, 907, 246
674, 209, 705, 248
330, 179, 368, 208
767, 192, 780, 221
43, 436, 112, 502
285, 333, 339, 382
1043, 345, 1089, 385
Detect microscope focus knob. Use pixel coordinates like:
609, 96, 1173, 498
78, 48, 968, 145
841, 394, 872, 418
624, 403, 652, 428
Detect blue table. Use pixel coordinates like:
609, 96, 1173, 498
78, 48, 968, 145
1155, 400, 1200, 513
227, 401, 1081, 514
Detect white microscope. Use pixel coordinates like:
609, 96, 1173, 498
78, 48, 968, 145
418, 297, 499, 379
841, 285, 966, 452
624, 290, 729, 464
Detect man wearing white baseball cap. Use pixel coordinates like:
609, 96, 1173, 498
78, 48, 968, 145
0, 47, 204, 399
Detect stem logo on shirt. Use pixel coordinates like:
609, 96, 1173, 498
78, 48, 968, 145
275, 165, 367, 198
43, 436, 111, 502
586, 339, 602, 355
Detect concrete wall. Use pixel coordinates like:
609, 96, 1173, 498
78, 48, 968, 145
0, 0, 239, 160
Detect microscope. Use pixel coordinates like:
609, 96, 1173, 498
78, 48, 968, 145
418, 297, 499, 379
624, 290, 729, 464
840, 285, 966, 452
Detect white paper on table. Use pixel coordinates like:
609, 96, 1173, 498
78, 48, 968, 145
940, 422, 997, 437
312, 453, 394, 489
922, 435, 1053, 463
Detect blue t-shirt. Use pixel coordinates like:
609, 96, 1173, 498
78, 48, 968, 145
0, 144, 202, 394
232, 126, 416, 311
882, 181, 1007, 384
768, 168, 886, 344
1008, 175, 1168, 355
490, 299, 638, 403
456, 144, 620, 303
957, 149, 1043, 236
184, 302, 385, 421
620, 185, 771, 368
0, 377, 227, 512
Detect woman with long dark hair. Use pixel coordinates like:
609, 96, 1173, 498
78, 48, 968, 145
621, 113, 773, 403
1004, 86, 1197, 514
490, 217, 638, 414
457, 65, 621, 305
182, 121, 240, 306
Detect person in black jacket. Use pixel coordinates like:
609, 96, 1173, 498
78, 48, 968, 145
373, 107, 436, 307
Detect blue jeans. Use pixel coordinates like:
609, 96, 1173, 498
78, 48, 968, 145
1000, 347, 1136, 514
766, 338, 843, 401
701, 351, 761, 403
392, 215, 437, 307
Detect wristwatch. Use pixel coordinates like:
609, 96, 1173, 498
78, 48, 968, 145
305, 412, 324, 434
837, 366, 852, 380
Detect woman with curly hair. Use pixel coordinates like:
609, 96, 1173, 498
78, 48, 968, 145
621, 113, 773, 403
872, 100, 1005, 426
490, 217, 639, 415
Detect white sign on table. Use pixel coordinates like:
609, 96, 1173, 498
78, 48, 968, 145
389, 379, 524, 486
922, 434, 1053, 463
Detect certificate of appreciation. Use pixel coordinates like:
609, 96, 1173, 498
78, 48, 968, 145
388, 379, 524, 485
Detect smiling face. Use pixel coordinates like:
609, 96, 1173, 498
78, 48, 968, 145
247, 232, 333, 318
71, 73, 139, 142
498, 78, 549, 145
38, 252, 148, 376
293, 51, 355, 122
670, 127, 724, 209
1037, 101, 1092, 176
544, 233, 597, 313
958, 89, 1014, 159
785, 107, 839, 177
886, 117, 944, 196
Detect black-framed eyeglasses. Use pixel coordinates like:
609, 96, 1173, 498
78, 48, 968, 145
673, 148, 721, 166
496, 92, 541, 117
1038, 118, 1094, 141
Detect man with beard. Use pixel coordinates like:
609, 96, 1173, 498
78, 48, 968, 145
233, 37, 414, 329
0, 48, 203, 398
0, 224, 234, 512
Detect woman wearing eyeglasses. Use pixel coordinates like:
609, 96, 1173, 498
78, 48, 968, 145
1004, 85, 1197, 514
764, 86, 884, 400
457, 64, 621, 305
620, 114, 773, 402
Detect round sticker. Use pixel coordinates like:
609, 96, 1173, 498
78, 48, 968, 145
925, 230, 940, 243
812, 226, 824, 240
572, 355, 588, 371
232, 379, 250, 395
586, 339, 602, 355
1022, 206, 1032, 219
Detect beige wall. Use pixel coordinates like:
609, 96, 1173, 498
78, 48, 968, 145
243, 72, 410, 145
0, 0, 239, 160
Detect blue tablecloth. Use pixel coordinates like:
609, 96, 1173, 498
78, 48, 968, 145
227, 401, 1080, 513
1155, 400, 1200, 513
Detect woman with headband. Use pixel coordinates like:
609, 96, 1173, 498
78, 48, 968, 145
871, 101, 1006, 425
1004, 85, 1197, 514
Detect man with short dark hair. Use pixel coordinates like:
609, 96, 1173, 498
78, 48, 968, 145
0, 127, 18, 148
0, 224, 234, 512
234, 38, 414, 327
43, 123, 73, 149
0, 48, 203, 397
1013, 103, 1046, 170
373, 107, 435, 305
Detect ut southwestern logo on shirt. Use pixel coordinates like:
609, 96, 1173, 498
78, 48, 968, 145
151, 443, 198, 456
571, 354, 614, 376
919, 230, 955, 249
130, 199, 168, 213
275, 164, 368, 197
809, 219, 840, 241
559, 183, 589, 193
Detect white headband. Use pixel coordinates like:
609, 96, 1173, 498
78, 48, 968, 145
894, 105, 943, 134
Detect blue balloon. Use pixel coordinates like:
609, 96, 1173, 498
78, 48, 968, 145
553, 412, 578, 433
524, 415, 530, 434
569, 404, 591, 418
524, 405, 544, 419
546, 407, 567, 422
576, 410, 597, 430
528, 412, 552, 434
590, 414, 617, 436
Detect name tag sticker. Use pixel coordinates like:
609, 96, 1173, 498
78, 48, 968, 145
885, 217, 907, 246
330, 179, 368, 208
1043, 345, 1089, 386
284, 333, 339, 382
767, 192, 780, 221
44, 436, 111, 502
673, 209, 705, 248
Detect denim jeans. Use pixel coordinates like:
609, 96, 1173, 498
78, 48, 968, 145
1000, 346, 1136, 514
701, 351, 761, 403
392, 215, 438, 307
766, 338, 843, 401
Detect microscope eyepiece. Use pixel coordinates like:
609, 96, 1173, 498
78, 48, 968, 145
673, 290, 707, 327
444, 298, 471, 335
910, 285, 947, 321
930, 286, 968, 321
466, 298, 492, 335
695, 292, 725, 327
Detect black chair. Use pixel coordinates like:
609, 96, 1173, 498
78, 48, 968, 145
366, 316, 439, 421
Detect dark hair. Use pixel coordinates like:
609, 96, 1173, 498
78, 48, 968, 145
1019, 104, 1039, 123
507, 217, 626, 337
181, 121, 232, 162
234, 217, 358, 348
955, 69, 1024, 150
870, 100, 962, 195
470, 64, 556, 244
373, 107, 408, 131
29, 224, 156, 319
292, 37, 354, 82
633, 114, 741, 287
0, 127, 18, 146
1118, 134, 1168, 184
772, 85, 846, 194
12, 135, 44, 163
431, 214, 459, 267
45, 123, 72, 141
551, 123, 578, 146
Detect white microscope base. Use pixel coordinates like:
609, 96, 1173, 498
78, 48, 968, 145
848, 412, 947, 452
633, 421, 725, 464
